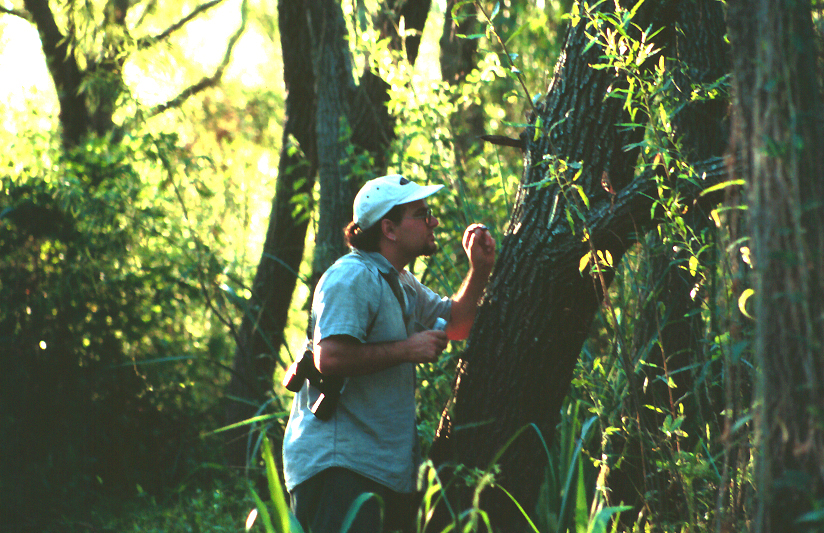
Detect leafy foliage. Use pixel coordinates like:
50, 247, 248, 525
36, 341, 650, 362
0, 123, 257, 528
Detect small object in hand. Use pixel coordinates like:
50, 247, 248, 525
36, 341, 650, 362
433, 317, 447, 331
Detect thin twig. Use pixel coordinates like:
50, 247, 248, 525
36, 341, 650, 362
473, 1, 536, 112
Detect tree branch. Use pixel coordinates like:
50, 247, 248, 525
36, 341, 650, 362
0, 6, 31, 20
586, 155, 733, 250
136, 0, 225, 49
148, 0, 248, 116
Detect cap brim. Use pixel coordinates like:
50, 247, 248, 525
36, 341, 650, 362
398, 184, 444, 205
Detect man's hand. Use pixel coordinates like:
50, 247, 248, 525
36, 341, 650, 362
404, 330, 449, 364
462, 223, 496, 276
445, 224, 496, 341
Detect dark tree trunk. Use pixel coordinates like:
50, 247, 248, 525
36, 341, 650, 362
376, 0, 432, 65
24, 0, 91, 149
307, 0, 400, 281
439, 0, 478, 85
223, 0, 402, 468
223, 0, 318, 469
23, 0, 246, 155
727, 1, 824, 532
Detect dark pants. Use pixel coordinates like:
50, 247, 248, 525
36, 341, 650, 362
290, 467, 416, 533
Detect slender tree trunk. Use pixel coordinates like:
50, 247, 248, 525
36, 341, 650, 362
223, 0, 403, 467
440, 0, 484, 172
223, 0, 318, 468
376, 0, 432, 65
306, 0, 401, 281
24, 0, 91, 148
727, 1, 824, 531
23, 0, 245, 154
306, 0, 359, 281
439, 0, 478, 85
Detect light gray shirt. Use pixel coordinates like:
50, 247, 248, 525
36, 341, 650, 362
282, 250, 451, 493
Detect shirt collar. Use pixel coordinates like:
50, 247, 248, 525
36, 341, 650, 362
352, 249, 398, 276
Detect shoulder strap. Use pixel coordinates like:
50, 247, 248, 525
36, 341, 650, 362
378, 270, 408, 322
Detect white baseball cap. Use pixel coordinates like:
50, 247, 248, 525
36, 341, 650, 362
353, 174, 444, 229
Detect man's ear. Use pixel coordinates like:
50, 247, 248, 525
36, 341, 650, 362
381, 218, 397, 241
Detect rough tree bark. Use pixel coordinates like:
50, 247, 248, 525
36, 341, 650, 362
307, 0, 363, 282
727, 1, 824, 531
306, 0, 403, 282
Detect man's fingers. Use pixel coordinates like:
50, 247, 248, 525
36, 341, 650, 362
464, 223, 491, 250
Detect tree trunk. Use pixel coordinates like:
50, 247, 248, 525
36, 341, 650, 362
727, 1, 824, 531
23, 0, 91, 148
440, 0, 484, 172
376, 0, 433, 65
428, 2, 689, 529
439, 0, 478, 85
23, 0, 246, 154
306, 0, 400, 279
223, 0, 318, 469
223, 0, 404, 467
306, 0, 359, 280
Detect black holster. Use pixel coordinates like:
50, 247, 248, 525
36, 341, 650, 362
282, 347, 343, 420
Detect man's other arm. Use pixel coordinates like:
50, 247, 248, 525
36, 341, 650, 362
446, 224, 496, 341
314, 331, 448, 377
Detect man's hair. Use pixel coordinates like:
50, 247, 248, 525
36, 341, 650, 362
344, 204, 404, 252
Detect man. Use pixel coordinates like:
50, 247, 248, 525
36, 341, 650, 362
282, 174, 496, 533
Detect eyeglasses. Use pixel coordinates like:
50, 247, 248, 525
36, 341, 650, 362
406, 208, 434, 226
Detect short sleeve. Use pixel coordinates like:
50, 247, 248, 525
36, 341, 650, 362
312, 260, 380, 343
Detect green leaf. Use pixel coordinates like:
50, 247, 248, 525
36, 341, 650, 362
579, 253, 591, 274
261, 437, 291, 533
699, 179, 745, 198
738, 288, 755, 319
576, 185, 590, 209
504, 24, 528, 46
797, 508, 824, 524
534, 116, 543, 141
688, 255, 699, 277
341, 493, 383, 533
586, 506, 633, 533
457, 33, 486, 40
558, 417, 597, 533
249, 489, 276, 533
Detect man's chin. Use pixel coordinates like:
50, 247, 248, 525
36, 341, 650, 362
421, 242, 440, 257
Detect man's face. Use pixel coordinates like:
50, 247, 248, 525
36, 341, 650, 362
395, 200, 440, 257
